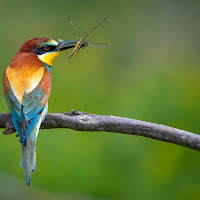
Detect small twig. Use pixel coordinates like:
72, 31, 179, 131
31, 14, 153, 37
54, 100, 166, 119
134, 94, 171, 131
1, 110, 200, 151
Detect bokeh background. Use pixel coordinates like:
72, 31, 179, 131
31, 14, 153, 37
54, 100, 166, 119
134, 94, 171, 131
0, 0, 200, 199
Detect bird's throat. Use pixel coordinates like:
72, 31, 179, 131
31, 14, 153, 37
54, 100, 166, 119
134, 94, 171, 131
38, 51, 60, 67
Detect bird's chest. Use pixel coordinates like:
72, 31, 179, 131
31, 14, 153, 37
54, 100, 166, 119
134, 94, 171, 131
6, 65, 44, 103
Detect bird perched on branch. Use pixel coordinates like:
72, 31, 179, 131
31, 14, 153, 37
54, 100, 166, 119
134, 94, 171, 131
3, 37, 76, 186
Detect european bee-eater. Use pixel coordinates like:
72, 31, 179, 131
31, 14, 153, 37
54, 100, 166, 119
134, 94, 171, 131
3, 37, 76, 186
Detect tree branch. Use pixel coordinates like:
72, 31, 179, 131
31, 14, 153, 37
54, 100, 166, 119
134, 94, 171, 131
0, 110, 200, 151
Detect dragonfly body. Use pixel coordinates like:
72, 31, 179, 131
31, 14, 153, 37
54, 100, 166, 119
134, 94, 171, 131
68, 38, 85, 58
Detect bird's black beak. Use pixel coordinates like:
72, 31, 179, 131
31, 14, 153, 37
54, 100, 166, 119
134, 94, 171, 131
56, 40, 77, 52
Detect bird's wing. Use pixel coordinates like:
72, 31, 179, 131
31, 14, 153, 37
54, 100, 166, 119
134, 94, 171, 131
3, 67, 51, 143
18, 86, 45, 143
5, 87, 24, 123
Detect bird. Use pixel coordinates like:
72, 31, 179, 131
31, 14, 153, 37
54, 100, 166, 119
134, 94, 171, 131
3, 37, 77, 186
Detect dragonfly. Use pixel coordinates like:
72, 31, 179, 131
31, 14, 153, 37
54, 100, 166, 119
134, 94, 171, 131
67, 17, 109, 58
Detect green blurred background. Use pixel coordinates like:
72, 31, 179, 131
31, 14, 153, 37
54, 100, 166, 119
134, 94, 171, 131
0, 0, 200, 199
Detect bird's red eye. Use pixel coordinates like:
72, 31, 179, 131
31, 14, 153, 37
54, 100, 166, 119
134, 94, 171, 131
44, 45, 49, 51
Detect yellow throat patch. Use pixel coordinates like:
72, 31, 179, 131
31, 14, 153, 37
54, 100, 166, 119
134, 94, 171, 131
38, 51, 60, 66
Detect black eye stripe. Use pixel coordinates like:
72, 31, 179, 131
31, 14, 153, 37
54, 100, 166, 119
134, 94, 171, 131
33, 45, 57, 55
42, 45, 57, 52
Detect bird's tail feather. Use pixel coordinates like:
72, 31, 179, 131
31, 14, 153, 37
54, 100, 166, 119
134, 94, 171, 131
25, 173, 31, 186
20, 117, 42, 186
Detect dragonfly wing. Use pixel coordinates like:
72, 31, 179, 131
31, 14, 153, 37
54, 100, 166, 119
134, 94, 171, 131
86, 40, 109, 48
83, 18, 108, 39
